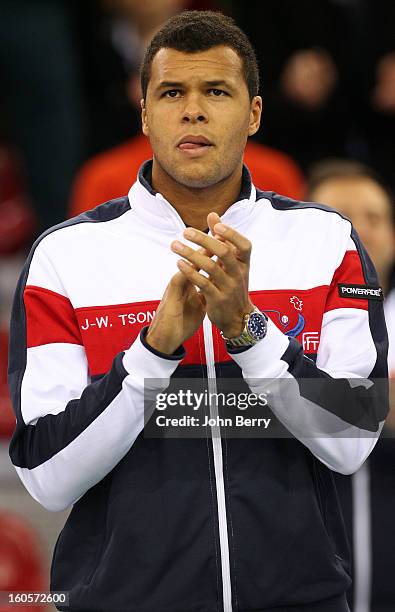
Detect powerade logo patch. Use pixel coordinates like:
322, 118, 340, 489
338, 283, 383, 301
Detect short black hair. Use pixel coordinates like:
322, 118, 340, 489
140, 10, 259, 100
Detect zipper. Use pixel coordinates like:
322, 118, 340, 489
161, 199, 234, 612
203, 315, 233, 612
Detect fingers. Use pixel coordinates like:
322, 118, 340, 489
206, 213, 236, 269
183, 223, 251, 267
182, 228, 240, 274
176, 260, 220, 299
212, 223, 252, 264
193, 246, 212, 268
170, 218, 252, 299
171, 240, 228, 288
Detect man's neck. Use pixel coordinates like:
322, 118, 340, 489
151, 161, 245, 231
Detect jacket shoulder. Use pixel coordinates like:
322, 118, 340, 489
256, 189, 350, 225
35, 196, 130, 250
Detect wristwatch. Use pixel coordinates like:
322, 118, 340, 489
220, 306, 268, 347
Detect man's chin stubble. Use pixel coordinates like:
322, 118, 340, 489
171, 162, 230, 190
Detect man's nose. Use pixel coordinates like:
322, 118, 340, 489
182, 96, 208, 123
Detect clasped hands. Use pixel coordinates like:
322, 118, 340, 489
146, 211, 254, 355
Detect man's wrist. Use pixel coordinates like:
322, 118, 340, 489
221, 321, 244, 339
145, 328, 179, 356
220, 302, 255, 339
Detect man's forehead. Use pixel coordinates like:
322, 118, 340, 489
328, 178, 391, 209
318, 180, 392, 219
150, 46, 243, 82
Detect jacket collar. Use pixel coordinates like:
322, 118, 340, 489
127, 159, 257, 233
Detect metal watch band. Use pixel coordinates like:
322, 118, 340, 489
220, 306, 266, 347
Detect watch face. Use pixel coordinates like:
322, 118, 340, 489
247, 312, 267, 340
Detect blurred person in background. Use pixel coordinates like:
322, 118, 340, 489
234, 0, 395, 194
69, 0, 305, 216
307, 159, 395, 612
233, 0, 350, 172
343, 0, 395, 193
307, 160, 395, 369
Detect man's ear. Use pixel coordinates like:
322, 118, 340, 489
248, 95, 262, 137
141, 99, 149, 137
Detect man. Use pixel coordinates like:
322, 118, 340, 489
307, 159, 395, 377
8, 11, 388, 612
307, 160, 395, 612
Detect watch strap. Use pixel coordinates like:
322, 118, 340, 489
220, 306, 267, 347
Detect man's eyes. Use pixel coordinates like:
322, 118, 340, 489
163, 89, 181, 98
366, 214, 381, 226
162, 89, 228, 98
208, 88, 228, 96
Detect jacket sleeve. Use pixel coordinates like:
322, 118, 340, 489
8, 239, 183, 512
229, 229, 389, 475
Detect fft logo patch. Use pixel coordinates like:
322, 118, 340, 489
302, 331, 320, 351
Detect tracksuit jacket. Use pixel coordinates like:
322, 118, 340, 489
8, 161, 388, 612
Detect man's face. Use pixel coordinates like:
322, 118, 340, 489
311, 177, 395, 277
141, 46, 262, 189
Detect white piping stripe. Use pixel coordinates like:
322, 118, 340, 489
203, 315, 233, 612
352, 461, 372, 612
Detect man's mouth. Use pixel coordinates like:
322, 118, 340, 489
177, 135, 213, 151
179, 142, 211, 150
